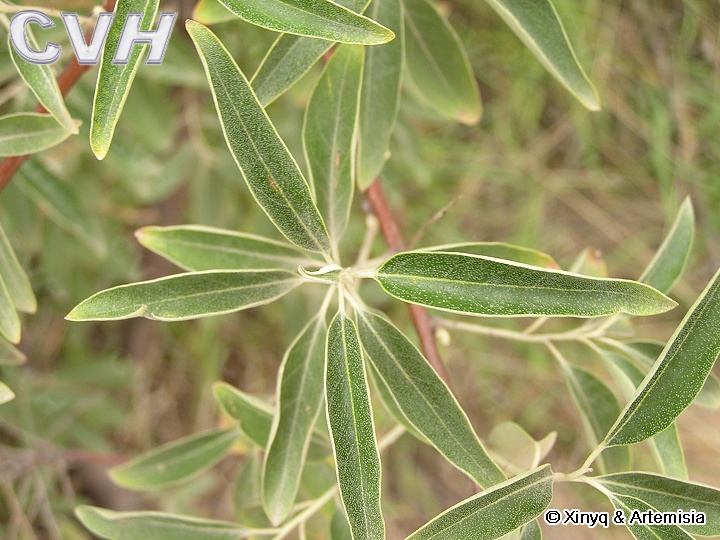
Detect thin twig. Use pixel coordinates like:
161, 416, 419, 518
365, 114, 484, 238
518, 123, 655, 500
0, 0, 117, 193
365, 179, 450, 384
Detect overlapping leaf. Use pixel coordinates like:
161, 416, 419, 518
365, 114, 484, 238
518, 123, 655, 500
375, 251, 676, 318
425, 242, 558, 269
136, 226, 318, 271
187, 21, 331, 254
357, 310, 505, 487
0, 222, 36, 313
193, 0, 236, 24
66, 270, 301, 321
403, 0, 481, 124
603, 494, 693, 540
0, 113, 77, 156
251, 0, 369, 106
304, 45, 364, 245
110, 428, 240, 490
485, 0, 600, 110
0, 381, 14, 405
213, 0, 394, 44
604, 268, 720, 446
263, 315, 327, 524
596, 473, 720, 537
9, 29, 77, 133
91, 0, 160, 160
0, 278, 20, 344
357, 0, 404, 189
639, 198, 694, 293
325, 312, 384, 540
75, 506, 250, 540
407, 466, 553, 540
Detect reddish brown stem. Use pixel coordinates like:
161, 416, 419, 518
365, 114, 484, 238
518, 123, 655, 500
365, 179, 450, 385
0, 0, 117, 193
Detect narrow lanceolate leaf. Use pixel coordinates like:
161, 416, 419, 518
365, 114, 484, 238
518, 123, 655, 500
407, 466, 553, 540
251, 0, 369, 106
0, 113, 77, 156
561, 364, 629, 474
0, 381, 14, 405
91, 0, 160, 160
604, 268, 720, 447
485, 0, 600, 111
368, 363, 425, 441
614, 339, 720, 410
214, 383, 274, 447
602, 351, 686, 479
109, 428, 240, 491
9, 31, 77, 133
193, 0, 236, 24
375, 252, 677, 318
304, 45, 364, 245
325, 313, 384, 540
596, 473, 720, 537
0, 223, 36, 313
136, 226, 319, 271
16, 159, 104, 255
604, 494, 694, 540
357, 310, 505, 487
640, 198, 694, 294
403, 0, 481, 125
425, 243, 558, 269
263, 315, 327, 524
187, 22, 331, 254
357, 0, 403, 190
75, 506, 249, 540
66, 270, 301, 322
0, 278, 20, 344
213, 0, 393, 44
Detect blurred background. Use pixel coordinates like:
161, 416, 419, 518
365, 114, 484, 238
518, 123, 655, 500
0, 0, 719, 537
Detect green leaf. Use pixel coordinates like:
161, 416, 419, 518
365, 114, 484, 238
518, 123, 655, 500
488, 422, 552, 473
0, 222, 36, 313
15, 159, 105, 255
560, 362, 630, 474
604, 268, 720, 446
407, 465, 553, 540
596, 473, 720, 537
263, 315, 327, 524
604, 494, 694, 540
485, 0, 600, 110
90, 0, 160, 160
357, 310, 505, 487
136, 226, 319, 271
640, 198, 694, 294
356, 0, 403, 190
213, 0, 394, 44
367, 362, 425, 441
109, 428, 240, 491
193, 0, 236, 24
425, 243, 559, 269
9, 29, 77, 133
618, 340, 720, 410
403, 0, 481, 125
0, 113, 77, 156
75, 506, 250, 540
325, 312, 384, 540
0, 338, 26, 366
0, 275, 20, 344
330, 508, 353, 540
602, 351, 687, 479
251, 0, 369, 106
234, 453, 262, 517
0, 381, 14, 405
214, 383, 274, 447
304, 45, 364, 246
375, 251, 677, 318
214, 382, 329, 457
66, 270, 301, 322
518, 520, 542, 540
187, 21, 331, 254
